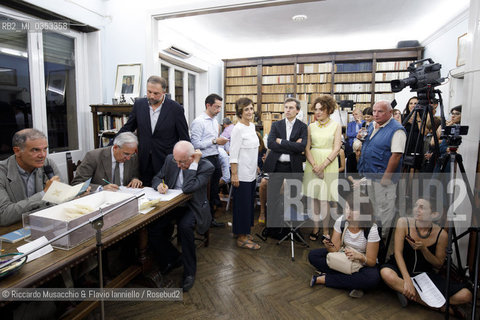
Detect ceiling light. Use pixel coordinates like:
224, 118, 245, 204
292, 14, 307, 22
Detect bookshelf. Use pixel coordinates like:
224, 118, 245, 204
261, 63, 295, 133
90, 104, 132, 148
224, 65, 258, 123
223, 47, 422, 134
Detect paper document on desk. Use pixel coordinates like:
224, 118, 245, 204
119, 187, 182, 201
17, 236, 53, 263
42, 179, 91, 204
119, 187, 183, 214
412, 272, 446, 308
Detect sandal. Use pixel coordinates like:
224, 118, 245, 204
237, 239, 261, 250
310, 272, 325, 287
309, 231, 320, 241
258, 215, 265, 225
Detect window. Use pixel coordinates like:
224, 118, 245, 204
0, 8, 86, 164
43, 32, 78, 152
160, 61, 199, 124
0, 14, 31, 159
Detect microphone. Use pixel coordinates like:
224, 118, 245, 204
44, 165, 54, 180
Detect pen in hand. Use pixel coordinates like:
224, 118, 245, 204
413, 278, 422, 292
102, 178, 113, 185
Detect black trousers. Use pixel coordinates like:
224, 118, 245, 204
205, 155, 222, 215
148, 207, 196, 277
267, 161, 300, 226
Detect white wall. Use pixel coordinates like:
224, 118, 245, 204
393, 14, 469, 115
423, 14, 469, 113
156, 21, 223, 119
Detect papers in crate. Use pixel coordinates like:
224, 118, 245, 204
42, 178, 91, 204
30, 191, 138, 249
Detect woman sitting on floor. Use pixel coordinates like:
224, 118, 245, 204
308, 192, 381, 298
380, 197, 471, 315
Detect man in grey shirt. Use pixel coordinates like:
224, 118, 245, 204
0, 128, 61, 226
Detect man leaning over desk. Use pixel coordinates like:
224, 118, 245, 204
149, 141, 214, 292
72, 132, 142, 191
0, 128, 61, 226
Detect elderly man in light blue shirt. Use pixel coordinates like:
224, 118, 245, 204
190, 93, 228, 227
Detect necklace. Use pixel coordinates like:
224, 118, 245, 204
415, 220, 433, 239
317, 118, 330, 128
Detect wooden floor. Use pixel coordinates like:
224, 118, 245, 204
102, 206, 466, 320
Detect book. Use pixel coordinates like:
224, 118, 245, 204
42, 178, 91, 204
0, 228, 31, 243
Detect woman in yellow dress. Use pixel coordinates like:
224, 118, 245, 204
303, 95, 342, 240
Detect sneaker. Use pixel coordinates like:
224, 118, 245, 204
349, 289, 364, 298
396, 292, 408, 307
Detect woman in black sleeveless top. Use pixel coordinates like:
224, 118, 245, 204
380, 198, 471, 312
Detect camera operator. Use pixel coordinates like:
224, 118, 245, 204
432, 106, 461, 173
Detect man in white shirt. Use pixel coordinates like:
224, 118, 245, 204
190, 94, 227, 227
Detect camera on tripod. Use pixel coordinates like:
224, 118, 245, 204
442, 125, 469, 148
391, 58, 444, 92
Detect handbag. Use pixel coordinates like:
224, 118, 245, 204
326, 223, 364, 275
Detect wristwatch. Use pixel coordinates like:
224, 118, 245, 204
212, 138, 217, 145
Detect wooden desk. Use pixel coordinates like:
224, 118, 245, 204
0, 193, 191, 290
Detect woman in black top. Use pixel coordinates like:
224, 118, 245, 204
380, 198, 471, 312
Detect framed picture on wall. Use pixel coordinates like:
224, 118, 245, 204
457, 33, 468, 67
0, 67, 17, 86
46, 70, 67, 104
114, 64, 142, 103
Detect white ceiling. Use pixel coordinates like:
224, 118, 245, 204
158, 0, 470, 59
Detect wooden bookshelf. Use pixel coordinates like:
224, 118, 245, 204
223, 47, 422, 134
90, 104, 132, 148
224, 65, 258, 123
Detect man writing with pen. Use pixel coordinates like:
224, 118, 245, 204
148, 141, 214, 292
72, 132, 142, 191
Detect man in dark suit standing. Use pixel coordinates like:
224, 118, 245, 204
117, 76, 190, 186
263, 98, 308, 225
150, 141, 214, 292
72, 132, 142, 191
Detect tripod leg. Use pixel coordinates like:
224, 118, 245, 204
291, 232, 295, 261
472, 230, 480, 320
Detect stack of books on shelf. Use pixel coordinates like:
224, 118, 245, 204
262, 75, 293, 84
262, 84, 295, 94
296, 62, 333, 73
262, 65, 295, 75
297, 73, 332, 83
335, 62, 372, 72
226, 66, 257, 77
376, 61, 414, 71
226, 77, 257, 85
335, 73, 372, 82
375, 71, 409, 82
98, 114, 129, 132
334, 83, 372, 92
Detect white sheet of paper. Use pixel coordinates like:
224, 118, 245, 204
412, 272, 446, 308
119, 187, 183, 214
119, 187, 182, 201
17, 236, 53, 263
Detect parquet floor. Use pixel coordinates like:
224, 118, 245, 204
102, 207, 467, 320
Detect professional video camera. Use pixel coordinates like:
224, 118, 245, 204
391, 58, 444, 93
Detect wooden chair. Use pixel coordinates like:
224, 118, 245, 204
66, 152, 81, 184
